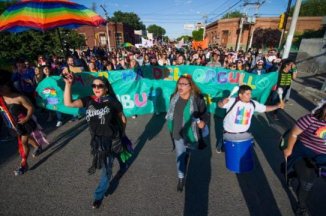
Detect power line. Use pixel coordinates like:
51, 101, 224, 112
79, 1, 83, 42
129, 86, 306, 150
207, 0, 243, 23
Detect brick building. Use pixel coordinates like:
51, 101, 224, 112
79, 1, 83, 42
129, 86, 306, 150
206, 16, 323, 49
76, 22, 136, 49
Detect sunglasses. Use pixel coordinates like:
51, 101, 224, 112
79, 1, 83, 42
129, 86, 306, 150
178, 83, 190, 86
92, 84, 105, 89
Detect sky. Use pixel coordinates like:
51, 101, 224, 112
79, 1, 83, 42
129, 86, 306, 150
79, 0, 291, 38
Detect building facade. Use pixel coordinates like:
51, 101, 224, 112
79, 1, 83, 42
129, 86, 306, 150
206, 16, 324, 50
76, 22, 136, 49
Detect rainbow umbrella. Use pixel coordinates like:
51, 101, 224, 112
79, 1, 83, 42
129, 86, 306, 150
0, 0, 106, 32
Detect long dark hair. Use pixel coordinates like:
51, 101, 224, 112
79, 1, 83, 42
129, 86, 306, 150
171, 74, 201, 98
279, 59, 292, 72
313, 103, 326, 121
93, 76, 118, 100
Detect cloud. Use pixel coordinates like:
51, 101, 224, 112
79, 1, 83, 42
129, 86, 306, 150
174, 0, 192, 6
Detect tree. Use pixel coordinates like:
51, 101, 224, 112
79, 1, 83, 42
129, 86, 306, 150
292, 28, 325, 48
0, 29, 86, 63
252, 28, 281, 49
147, 24, 166, 39
290, 0, 326, 16
221, 11, 243, 19
192, 28, 204, 41
0, 0, 18, 14
176, 35, 193, 42
110, 11, 146, 30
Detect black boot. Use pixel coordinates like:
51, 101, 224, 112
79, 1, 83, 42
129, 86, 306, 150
177, 178, 184, 192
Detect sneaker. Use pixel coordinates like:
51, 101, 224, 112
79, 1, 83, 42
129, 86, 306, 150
216, 148, 222, 154
92, 199, 102, 209
177, 178, 185, 192
32, 146, 42, 158
295, 207, 311, 216
14, 165, 28, 176
132, 115, 137, 119
56, 121, 63, 127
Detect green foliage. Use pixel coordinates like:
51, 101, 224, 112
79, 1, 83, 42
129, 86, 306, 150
0, 29, 86, 63
252, 28, 281, 49
147, 24, 166, 39
292, 28, 325, 48
176, 35, 193, 42
0, 0, 19, 14
192, 28, 204, 41
110, 11, 146, 30
221, 11, 243, 19
290, 0, 326, 16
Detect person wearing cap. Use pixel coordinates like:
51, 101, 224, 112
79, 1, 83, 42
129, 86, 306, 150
250, 59, 266, 75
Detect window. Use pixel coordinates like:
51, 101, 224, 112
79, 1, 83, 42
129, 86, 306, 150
100, 34, 107, 45
116, 32, 123, 47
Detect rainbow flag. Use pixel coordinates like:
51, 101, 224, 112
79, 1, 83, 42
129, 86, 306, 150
0, 0, 106, 32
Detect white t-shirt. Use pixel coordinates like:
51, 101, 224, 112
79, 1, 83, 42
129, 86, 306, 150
223, 98, 266, 133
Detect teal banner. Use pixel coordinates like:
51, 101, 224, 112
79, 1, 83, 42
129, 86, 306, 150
36, 66, 278, 117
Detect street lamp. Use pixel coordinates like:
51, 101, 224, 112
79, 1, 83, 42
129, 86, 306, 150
100, 4, 111, 52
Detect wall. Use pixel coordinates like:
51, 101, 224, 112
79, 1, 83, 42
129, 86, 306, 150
76, 22, 136, 49
206, 16, 324, 49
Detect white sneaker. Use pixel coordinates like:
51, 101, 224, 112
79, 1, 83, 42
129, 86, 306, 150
132, 115, 137, 119
56, 121, 63, 127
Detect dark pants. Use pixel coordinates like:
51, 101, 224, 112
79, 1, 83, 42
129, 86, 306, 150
288, 140, 326, 208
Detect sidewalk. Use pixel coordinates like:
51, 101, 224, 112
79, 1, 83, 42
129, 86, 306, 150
279, 72, 326, 124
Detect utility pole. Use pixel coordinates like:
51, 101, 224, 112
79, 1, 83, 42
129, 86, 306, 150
236, 17, 244, 51
278, 0, 293, 49
237, 1, 264, 51
282, 0, 302, 59
202, 15, 208, 40
100, 4, 111, 52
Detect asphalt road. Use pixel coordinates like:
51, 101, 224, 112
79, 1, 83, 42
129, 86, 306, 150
1, 109, 325, 216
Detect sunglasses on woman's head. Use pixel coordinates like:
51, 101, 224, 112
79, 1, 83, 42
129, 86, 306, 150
92, 84, 105, 89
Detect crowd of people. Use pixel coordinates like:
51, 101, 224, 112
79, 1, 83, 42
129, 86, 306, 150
0, 43, 324, 215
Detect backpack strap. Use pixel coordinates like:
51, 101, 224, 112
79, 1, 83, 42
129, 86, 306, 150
225, 97, 256, 118
225, 97, 240, 117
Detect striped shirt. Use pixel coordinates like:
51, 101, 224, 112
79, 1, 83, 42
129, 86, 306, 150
297, 114, 326, 154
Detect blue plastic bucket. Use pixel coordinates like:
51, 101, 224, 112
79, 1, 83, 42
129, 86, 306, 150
224, 137, 254, 173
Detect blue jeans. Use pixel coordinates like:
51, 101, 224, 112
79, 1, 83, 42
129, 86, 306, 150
174, 139, 190, 179
93, 155, 114, 201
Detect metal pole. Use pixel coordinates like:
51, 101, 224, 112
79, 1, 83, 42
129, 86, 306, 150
248, 26, 255, 50
278, 0, 293, 49
100, 5, 111, 52
236, 17, 244, 51
282, 0, 302, 59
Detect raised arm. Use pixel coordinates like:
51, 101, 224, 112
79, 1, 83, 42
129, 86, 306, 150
218, 97, 230, 109
265, 102, 284, 112
63, 72, 83, 108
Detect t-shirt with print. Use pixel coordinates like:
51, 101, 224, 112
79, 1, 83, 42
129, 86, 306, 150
278, 71, 293, 87
223, 97, 266, 133
81, 96, 123, 138
296, 114, 326, 154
